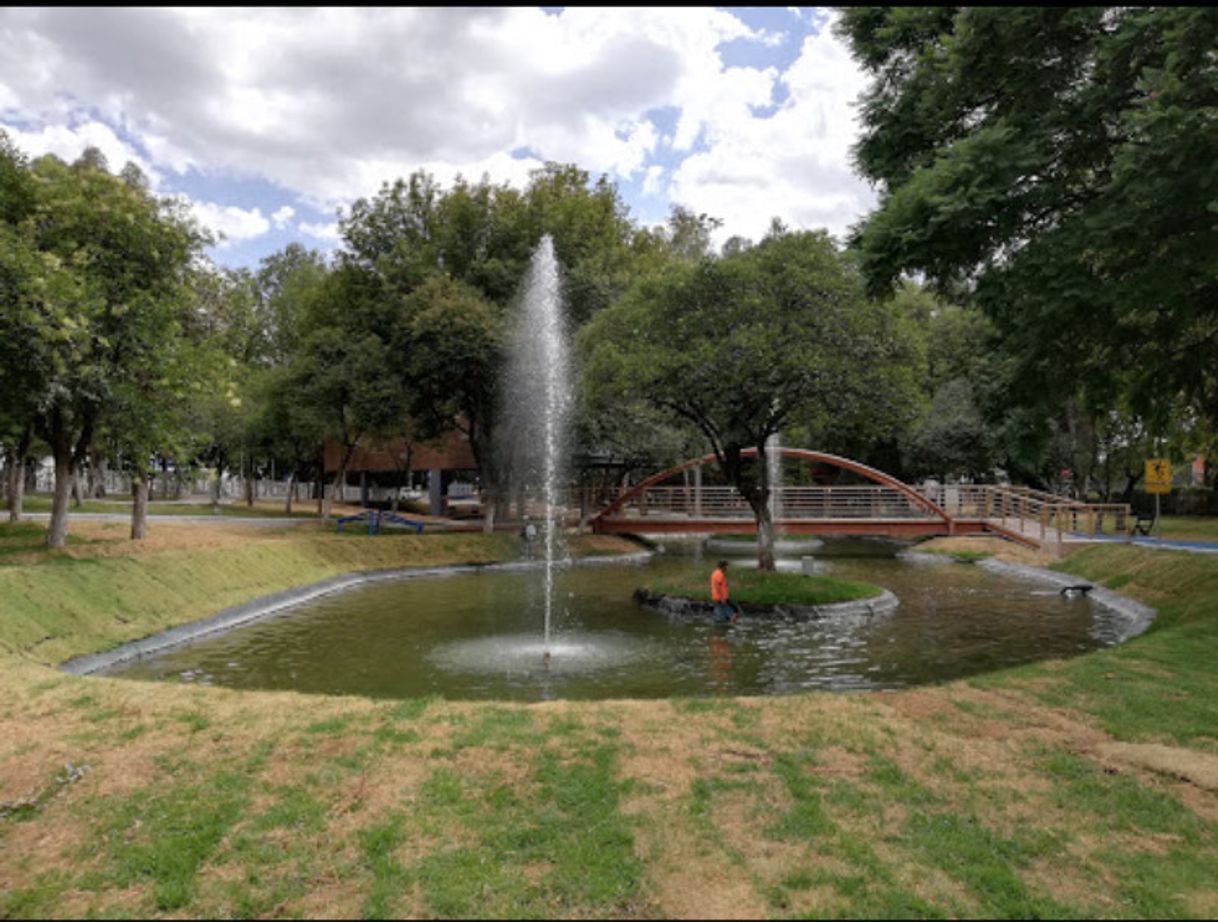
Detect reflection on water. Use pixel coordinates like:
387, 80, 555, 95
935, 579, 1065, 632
105, 538, 1129, 701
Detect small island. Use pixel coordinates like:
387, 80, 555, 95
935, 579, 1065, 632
634, 566, 897, 621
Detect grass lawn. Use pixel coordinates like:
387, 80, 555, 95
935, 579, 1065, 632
1, 528, 1217, 918
1150, 515, 1218, 543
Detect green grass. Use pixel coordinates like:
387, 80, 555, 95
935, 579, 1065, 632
984, 543, 1218, 746
0, 521, 99, 558
5, 536, 1218, 918
1151, 515, 1218, 542
645, 565, 883, 606
0, 532, 526, 663
83, 768, 253, 911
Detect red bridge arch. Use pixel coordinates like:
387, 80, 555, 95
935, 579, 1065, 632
590, 447, 955, 536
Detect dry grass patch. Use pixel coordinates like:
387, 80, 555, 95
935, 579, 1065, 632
1090, 741, 1218, 792
913, 535, 1059, 566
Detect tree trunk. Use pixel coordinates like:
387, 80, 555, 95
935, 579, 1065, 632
93, 453, 109, 498
284, 471, 296, 515
5, 426, 31, 522
244, 455, 256, 508
391, 448, 412, 516
47, 446, 73, 549
481, 472, 499, 535
131, 473, 149, 540
323, 466, 339, 520
323, 458, 347, 521
755, 501, 776, 571
211, 465, 223, 514
316, 449, 325, 516
3, 451, 15, 522
719, 440, 777, 572
71, 468, 83, 508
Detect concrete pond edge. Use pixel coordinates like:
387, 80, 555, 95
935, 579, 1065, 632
974, 557, 1156, 642
59, 551, 653, 676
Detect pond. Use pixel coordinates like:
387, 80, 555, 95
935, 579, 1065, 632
102, 539, 1129, 701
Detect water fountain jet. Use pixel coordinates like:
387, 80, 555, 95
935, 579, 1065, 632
502, 236, 571, 656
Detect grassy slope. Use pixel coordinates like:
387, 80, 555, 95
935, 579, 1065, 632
1, 537, 1217, 918
0, 531, 530, 665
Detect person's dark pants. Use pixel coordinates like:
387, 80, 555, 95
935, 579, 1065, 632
714, 602, 734, 623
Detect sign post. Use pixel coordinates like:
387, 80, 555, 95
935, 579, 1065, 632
1145, 459, 1172, 533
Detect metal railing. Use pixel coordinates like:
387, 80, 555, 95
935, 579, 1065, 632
924, 485, 1130, 539
595, 482, 1130, 542
597, 485, 939, 521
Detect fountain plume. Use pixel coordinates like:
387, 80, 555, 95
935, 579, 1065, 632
502, 236, 571, 650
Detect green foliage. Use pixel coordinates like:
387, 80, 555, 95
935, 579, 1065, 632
0, 136, 212, 542
581, 228, 924, 564
902, 378, 995, 480
840, 7, 1218, 450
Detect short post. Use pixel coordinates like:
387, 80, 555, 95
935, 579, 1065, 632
694, 462, 702, 518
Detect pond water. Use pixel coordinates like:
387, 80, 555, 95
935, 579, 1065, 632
104, 539, 1128, 701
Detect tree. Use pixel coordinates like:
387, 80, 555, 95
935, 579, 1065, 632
396, 274, 505, 531
295, 267, 406, 519
0, 134, 43, 520
580, 229, 921, 569
839, 7, 1218, 458
0, 146, 206, 546
902, 379, 994, 482
658, 204, 723, 263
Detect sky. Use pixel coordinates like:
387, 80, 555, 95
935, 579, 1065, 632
0, 7, 877, 270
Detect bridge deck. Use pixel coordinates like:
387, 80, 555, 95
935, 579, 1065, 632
585, 450, 1127, 554
591, 515, 1077, 550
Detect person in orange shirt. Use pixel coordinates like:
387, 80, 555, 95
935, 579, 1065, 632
711, 560, 738, 623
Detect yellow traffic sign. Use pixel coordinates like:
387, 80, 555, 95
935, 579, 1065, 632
1145, 459, 1172, 494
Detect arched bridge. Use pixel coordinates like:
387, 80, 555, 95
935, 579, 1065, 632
589, 448, 1130, 550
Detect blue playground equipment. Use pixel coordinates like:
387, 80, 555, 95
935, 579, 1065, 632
336, 509, 425, 536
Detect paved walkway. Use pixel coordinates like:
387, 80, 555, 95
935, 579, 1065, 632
1070, 532, 1218, 556
18, 512, 317, 527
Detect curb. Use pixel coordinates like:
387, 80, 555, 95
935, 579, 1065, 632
976, 558, 1156, 642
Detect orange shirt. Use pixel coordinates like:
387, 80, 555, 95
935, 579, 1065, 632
711, 567, 728, 603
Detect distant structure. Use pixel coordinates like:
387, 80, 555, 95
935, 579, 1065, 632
324, 429, 478, 515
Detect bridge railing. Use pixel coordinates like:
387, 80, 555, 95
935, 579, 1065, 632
598, 485, 941, 520
923, 485, 1130, 539
595, 482, 1129, 540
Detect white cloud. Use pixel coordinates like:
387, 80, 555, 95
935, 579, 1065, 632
299, 221, 339, 242
0, 9, 769, 202
1, 118, 158, 185
668, 15, 876, 245
642, 165, 666, 197
185, 198, 271, 246
0, 7, 876, 253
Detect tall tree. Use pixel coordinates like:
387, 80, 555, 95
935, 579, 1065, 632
839, 7, 1218, 448
0, 133, 43, 520
580, 229, 920, 570
0, 146, 207, 546
396, 274, 505, 531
